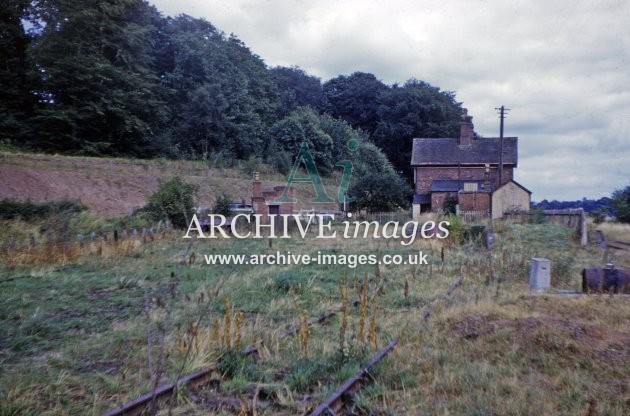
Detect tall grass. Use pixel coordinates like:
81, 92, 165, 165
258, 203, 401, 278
595, 221, 630, 242
1, 215, 626, 415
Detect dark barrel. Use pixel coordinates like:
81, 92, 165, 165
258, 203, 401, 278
582, 268, 630, 294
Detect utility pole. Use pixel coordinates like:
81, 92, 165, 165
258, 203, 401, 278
494, 105, 510, 187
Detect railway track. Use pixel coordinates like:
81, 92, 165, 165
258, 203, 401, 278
103, 271, 463, 416
607, 240, 630, 251
101, 282, 384, 416
308, 339, 399, 416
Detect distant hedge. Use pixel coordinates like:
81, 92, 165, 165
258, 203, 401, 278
0, 199, 87, 221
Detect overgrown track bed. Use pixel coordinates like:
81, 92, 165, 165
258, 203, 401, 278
101, 288, 370, 416
101, 262, 399, 416
308, 275, 465, 416
309, 339, 399, 416
4, 222, 628, 415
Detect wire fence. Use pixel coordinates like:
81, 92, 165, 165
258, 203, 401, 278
0, 220, 173, 266
349, 211, 412, 223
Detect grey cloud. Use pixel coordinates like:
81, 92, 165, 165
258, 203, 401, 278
150, 0, 630, 200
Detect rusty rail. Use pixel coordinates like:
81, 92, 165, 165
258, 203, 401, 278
102, 279, 390, 416
101, 296, 360, 416
309, 275, 464, 415
308, 339, 399, 416
102, 367, 218, 416
607, 240, 630, 250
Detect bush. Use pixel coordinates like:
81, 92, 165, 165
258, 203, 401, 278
443, 195, 458, 215
240, 156, 262, 176
528, 208, 547, 224
0, 199, 87, 222
212, 194, 232, 217
445, 214, 465, 243
348, 172, 412, 212
612, 185, 630, 223
143, 177, 198, 228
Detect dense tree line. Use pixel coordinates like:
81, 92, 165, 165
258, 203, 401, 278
1, 0, 464, 208
532, 188, 630, 224
532, 197, 614, 214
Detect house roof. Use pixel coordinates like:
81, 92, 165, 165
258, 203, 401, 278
429, 179, 487, 192
496, 180, 532, 194
411, 137, 518, 166
413, 194, 431, 204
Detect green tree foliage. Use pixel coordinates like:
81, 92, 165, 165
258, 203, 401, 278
270, 66, 327, 117
1, 0, 465, 208
144, 177, 198, 228
266, 107, 397, 180
323, 72, 388, 134
372, 79, 462, 180
268, 107, 334, 175
532, 197, 613, 214
348, 172, 412, 212
158, 15, 279, 159
0, 0, 36, 143
612, 185, 630, 223
323, 75, 461, 181
28, 0, 169, 156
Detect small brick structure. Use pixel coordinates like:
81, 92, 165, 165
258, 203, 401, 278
251, 174, 295, 223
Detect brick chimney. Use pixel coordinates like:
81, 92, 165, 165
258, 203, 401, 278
459, 108, 474, 146
252, 171, 262, 197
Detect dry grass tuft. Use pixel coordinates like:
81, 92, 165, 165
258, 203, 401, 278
596, 221, 630, 242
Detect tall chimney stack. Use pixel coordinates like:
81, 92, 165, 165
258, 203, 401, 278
459, 108, 474, 146
252, 171, 261, 197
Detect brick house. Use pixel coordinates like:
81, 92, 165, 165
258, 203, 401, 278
411, 108, 530, 218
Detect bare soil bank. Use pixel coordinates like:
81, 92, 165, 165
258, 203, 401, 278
0, 153, 335, 217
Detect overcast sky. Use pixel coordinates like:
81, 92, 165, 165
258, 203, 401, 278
150, 0, 629, 201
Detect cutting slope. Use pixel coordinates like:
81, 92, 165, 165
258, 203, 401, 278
0, 153, 338, 217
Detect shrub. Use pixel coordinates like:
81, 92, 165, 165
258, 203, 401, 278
348, 172, 412, 212
443, 195, 458, 215
0, 199, 87, 222
589, 208, 605, 224
212, 194, 232, 217
445, 214, 465, 243
143, 177, 198, 228
612, 185, 630, 223
528, 208, 547, 224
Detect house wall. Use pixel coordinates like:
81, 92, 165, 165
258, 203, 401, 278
491, 182, 530, 219
414, 165, 514, 194
458, 192, 491, 211
431, 192, 457, 211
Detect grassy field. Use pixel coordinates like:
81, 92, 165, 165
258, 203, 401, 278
1, 217, 629, 415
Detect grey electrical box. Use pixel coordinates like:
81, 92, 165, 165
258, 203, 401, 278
529, 258, 551, 293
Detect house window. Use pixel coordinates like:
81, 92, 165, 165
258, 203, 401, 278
463, 182, 478, 192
